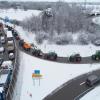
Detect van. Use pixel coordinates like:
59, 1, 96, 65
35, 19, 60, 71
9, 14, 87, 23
86, 75, 100, 87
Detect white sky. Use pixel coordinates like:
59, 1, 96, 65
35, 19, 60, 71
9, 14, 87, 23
0, 0, 100, 2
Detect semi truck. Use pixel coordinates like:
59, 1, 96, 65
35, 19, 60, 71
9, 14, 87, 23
7, 40, 15, 53
6, 31, 13, 41
86, 74, 100, 87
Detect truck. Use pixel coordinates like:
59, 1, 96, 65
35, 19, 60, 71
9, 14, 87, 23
7, 40, 15, 53
92, 50, 100, 61
6, 31, 13, 40
86, 75, 100, 87
69, 54, 81, 62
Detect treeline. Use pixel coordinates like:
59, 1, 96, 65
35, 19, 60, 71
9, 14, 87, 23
0, 1, 55, 10
21, 2, 100, 45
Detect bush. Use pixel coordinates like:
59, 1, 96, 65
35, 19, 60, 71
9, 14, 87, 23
78, 33, 90, 45
53, 33, 73, 45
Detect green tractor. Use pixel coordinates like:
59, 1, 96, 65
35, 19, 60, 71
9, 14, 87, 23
44, 52, 57, 60
69, 54, 81, 62
92, 51, 100, 61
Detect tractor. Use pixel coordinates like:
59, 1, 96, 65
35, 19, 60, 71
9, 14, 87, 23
69, 54, 81, 62
43, 52, 57, 60
32, 48, 42, 57
92, 51, 100, 61
22, 42, 31, 51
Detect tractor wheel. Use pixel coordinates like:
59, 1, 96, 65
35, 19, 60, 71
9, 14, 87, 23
95, 56, 100, 61
76, 57, 81, 62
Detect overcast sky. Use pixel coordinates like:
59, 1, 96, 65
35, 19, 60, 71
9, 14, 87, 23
0, 0, 100, 2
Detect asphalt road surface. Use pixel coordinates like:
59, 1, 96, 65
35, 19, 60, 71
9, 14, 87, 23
43, 69, 100, 100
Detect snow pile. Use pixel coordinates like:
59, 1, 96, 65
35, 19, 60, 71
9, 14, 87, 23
0, 9, 41, 21
80, 86, 100, 100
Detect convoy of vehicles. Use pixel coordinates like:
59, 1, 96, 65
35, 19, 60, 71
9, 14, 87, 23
86, 75, 100, 87
92, 50, 100, 61
69, 54, 81, 62
1, 22, 100, 100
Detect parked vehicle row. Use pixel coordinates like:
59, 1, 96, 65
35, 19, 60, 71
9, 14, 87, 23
0, 23, 16, 100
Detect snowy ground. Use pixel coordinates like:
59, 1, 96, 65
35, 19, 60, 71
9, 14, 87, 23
0, 9, 41, 21
80, 85, 100, 100
18, 52, 100, 100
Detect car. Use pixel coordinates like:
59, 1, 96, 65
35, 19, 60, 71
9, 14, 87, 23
0, 58, 3, 65
8, 53, 15, 60
69, 54, 81, 62
86, 75, 100, 87
43, 52, 57, 60
93, 39, 100, 46
0, 46, 5, 53
1, 61, 13, 69
0, 36, 5, 44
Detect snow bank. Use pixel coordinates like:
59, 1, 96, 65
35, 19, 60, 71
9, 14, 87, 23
80, 86, 100, 100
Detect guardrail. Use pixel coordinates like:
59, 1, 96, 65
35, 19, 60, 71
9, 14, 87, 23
5, 39, 20, 100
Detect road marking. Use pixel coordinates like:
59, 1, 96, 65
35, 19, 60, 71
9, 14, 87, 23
80, 81, 86, 85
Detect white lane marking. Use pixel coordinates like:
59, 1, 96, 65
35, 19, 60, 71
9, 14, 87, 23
80, 81, 86, 86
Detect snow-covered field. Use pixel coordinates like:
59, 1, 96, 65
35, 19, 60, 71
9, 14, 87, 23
80, 86, 100, 100
0, 9, 41, 21
18, 52, 100, 100
0, 8, 100, 100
